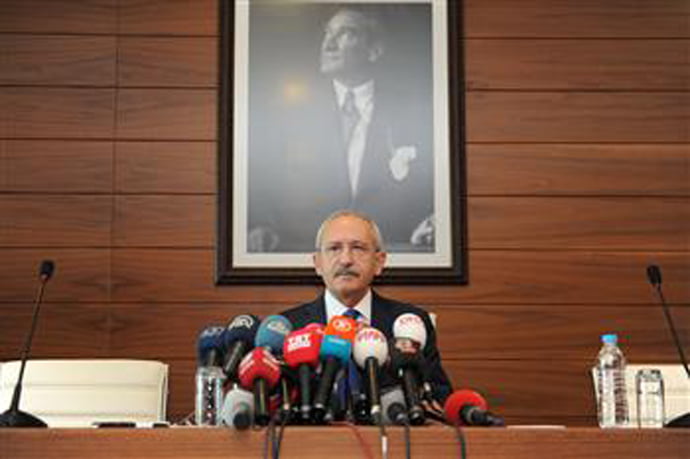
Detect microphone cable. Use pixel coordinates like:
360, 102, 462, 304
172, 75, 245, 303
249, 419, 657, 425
345, 422, 376, 459
451, 422, 467, 459
272, 410, 290, 459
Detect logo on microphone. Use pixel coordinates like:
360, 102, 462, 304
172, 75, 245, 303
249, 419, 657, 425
267, 320, 291, 336
285, 333, 312, 353
230, 315, 255, 329
332, 317, 354, 333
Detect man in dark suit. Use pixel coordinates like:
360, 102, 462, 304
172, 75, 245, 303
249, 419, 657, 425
248, 6, 434, 253
280, 210, 452, 405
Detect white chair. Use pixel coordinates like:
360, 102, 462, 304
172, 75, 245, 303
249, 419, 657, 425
0, 359, 168, 427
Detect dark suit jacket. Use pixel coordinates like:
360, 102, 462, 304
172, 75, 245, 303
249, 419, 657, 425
248, 77, 434, 253
280, 290, 452, 403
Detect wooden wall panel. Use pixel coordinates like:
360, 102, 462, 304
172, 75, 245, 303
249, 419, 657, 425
0, 304, 109, 358
110, 249, 690, 304
0, 140, 113, 193
118, 37, 217, 88
116, 89, 216, 140
467, 92, 690, 143
118, 0, 216, 36
0, 249, 110, 302
0, 195, 112, 247
0, 0, 117, 34
114, 141, 214, 193
113, 195, 213, 247
469, 197, 690, 249
466, 39, 690, 90
465, 0, 690, 38
0, 35, 116, 86
468, 144, 690, 196
0, 88, 115, 139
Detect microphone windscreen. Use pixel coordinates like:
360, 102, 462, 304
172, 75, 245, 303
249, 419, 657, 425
393, 313, 428, 348
255, 315, 293, 354
381, 386, 407, 425
196, 325, 225, 365
444, 389, 489, 425
224, 314, 260, 347
353, 327, 389, 368
319, 334, 351, 364
39, 260, 55, 280
284, 328, 322, 367
646, 264, 662, 286
324, 316, 357, 341
238, 347, 282, 389
220, 387, 254, 429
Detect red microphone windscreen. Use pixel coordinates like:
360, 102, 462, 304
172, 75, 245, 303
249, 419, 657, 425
238, 348, 281, 389
283, 328, 322, 367
443, 390, 489, 425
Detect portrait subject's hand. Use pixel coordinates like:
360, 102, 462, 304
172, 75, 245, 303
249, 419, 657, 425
248, 226, 280, 252
410, 214, 435, 247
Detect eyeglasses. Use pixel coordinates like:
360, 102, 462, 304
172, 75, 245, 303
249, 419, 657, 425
320, 242, 379, 259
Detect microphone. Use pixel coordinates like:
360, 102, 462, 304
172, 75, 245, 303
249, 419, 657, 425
646, 265, 690, 428
255, 315, 293, 355
312, 316, 357, 423
393, 312, 435, 401
222, 314, 260, 381
381, 386, 408, 426
391, 313, 428, 425
444, 390, 505, 426
0, 260, 55, 428
283, 326, 323, 421
220, 386, 254, 430
197, 325, 226, 367
238, 347, 282, 426
353, 326, 389, 424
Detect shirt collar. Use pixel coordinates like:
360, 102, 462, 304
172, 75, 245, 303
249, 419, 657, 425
333, 79, 375, 120
324, 288, 372, 325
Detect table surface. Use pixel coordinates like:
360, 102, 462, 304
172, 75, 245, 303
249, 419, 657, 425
0, 425, 688, 458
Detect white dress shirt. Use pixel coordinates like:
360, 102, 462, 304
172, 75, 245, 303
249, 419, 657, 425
324, 288, 372, 325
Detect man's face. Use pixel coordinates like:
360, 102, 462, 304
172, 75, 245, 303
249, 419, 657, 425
320, 10, 379, 78
314, 215, 386, 303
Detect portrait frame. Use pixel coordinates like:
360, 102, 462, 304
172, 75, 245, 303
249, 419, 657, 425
217, 0, 466, 285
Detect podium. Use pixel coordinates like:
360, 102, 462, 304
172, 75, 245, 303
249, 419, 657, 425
0, 426, 687, 458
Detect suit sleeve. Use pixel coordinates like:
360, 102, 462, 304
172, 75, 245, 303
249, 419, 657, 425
421, 312, 453, 403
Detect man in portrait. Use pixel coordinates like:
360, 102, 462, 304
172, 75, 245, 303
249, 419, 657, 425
247, 4, 435, 253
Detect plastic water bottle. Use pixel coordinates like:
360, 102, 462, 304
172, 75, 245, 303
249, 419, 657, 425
594, 334, 629, 428
195, 365, 226, 426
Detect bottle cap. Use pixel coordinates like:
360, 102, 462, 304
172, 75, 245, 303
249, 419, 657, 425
601, 333, 618, 344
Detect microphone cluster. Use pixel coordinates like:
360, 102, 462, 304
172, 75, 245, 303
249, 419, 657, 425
196, 312, 505, 429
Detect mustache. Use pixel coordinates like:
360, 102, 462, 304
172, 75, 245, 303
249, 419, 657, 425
335, 268, 359, 277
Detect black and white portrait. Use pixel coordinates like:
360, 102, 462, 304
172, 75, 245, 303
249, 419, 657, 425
246, 2, 435, 253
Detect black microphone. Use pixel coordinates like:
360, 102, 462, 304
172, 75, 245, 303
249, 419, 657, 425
222, 314, 260, 382
646, 265, 690, 428
0, 260, 55, 428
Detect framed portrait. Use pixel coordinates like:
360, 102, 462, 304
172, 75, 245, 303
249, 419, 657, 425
217, 0, 466, 284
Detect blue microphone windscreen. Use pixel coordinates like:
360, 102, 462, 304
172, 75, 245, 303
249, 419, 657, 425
197, 325, 225, 364
254, 315, 293, 354
320, 334, 352, 364
223, 314, 261, 347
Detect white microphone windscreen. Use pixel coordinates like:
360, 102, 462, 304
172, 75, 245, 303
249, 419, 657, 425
393, 313, 427, 348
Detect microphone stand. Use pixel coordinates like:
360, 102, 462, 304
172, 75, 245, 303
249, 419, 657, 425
648, 266, 690, 428
0, 265, 53, 428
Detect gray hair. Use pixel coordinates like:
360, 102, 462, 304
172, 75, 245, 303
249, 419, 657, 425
314, 209, 385, 252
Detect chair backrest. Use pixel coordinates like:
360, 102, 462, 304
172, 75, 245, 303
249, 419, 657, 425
0, 359, 168, 427
591, 363, 689, 425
